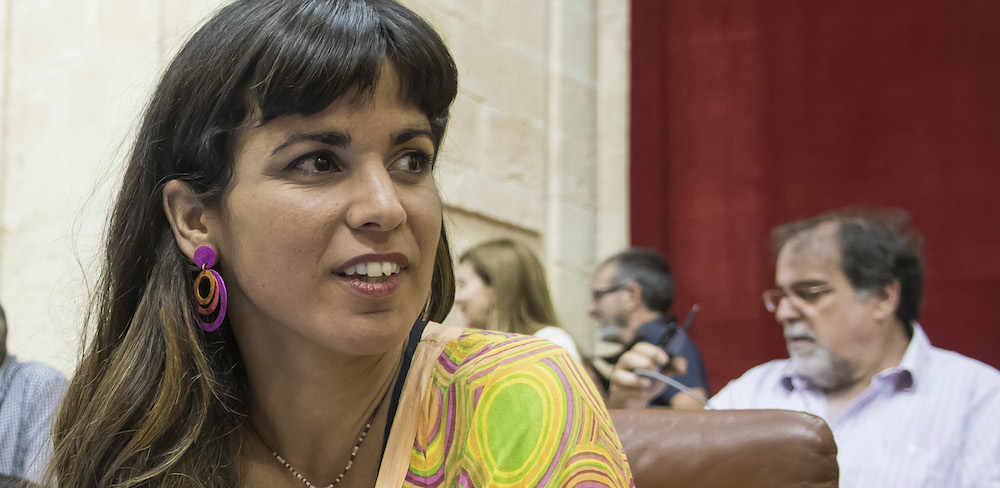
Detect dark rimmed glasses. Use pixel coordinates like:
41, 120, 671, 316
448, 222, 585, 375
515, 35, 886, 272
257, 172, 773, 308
762, 282, 836, 313
591, 284, 626, 301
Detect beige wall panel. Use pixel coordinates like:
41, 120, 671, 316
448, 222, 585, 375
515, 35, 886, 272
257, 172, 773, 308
595, 0, 630, 260
1, 0, 162, 373
0, 0, 225, 374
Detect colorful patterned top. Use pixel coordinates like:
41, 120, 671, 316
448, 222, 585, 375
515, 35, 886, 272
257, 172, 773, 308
402, 329, 635, 487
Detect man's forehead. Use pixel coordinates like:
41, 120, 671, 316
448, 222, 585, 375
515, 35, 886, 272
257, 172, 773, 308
592, 262, 617, 285
777, 226, 844, 283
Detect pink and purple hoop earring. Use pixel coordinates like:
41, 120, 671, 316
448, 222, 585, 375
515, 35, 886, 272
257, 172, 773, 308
193, 245, 227, 332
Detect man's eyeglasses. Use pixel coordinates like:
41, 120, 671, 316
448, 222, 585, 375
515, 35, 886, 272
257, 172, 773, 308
762, 282, 835, 313
591, 284, 626, 301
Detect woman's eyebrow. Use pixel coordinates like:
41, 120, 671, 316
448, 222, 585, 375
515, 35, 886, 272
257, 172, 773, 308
391, 127, 433, 145
271, 131, 351, 155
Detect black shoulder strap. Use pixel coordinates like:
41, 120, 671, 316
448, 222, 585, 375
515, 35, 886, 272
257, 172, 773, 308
381, 317, 428, 453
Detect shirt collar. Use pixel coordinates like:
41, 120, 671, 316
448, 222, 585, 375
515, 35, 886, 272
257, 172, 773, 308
780, 367, 810, 392
779, 323, 928, 393
872, 322, 929, 392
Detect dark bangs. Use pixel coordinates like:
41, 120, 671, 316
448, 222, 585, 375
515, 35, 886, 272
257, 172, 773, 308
149, 0, 458, 201
249, 0, 458, 147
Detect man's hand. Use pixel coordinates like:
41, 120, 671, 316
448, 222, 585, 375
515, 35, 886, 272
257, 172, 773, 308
608, 342, 688, 409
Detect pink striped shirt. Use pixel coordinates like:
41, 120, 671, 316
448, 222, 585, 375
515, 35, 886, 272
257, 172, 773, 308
708, 325, 1000, 487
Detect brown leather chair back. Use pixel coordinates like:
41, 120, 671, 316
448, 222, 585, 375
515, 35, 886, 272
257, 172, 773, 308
611, 409, 839, 488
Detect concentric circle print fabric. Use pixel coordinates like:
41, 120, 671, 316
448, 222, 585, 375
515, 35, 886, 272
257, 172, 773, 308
404, 330, 635, 487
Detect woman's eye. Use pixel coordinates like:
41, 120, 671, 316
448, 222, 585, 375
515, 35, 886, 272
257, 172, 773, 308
392, 151, 433, 174
289, 151, 340, 174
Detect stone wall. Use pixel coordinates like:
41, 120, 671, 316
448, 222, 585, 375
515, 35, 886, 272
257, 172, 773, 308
0, 0, 628, 374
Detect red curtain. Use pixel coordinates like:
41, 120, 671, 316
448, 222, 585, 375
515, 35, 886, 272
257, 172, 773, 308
630, 0, 1000, 393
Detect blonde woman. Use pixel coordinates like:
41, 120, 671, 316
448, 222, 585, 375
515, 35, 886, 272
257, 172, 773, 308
455, 238, 582, 361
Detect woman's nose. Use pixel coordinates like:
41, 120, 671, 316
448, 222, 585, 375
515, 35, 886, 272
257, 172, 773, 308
345, 162, 406, 231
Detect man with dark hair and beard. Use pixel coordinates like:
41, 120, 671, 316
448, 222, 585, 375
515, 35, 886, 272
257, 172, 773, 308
702, 208, 999, 487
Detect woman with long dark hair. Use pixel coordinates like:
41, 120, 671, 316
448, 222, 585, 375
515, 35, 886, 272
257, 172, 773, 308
47, 1, 633, 487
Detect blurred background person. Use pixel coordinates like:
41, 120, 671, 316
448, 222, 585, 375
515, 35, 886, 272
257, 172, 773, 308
706, 208, 1000, 486
589, 248, 708, 409
0, 303, 67, 484
455, 238, 582, 362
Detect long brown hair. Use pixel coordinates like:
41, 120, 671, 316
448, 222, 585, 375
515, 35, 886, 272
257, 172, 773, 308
458, 238, 563, 336
48, 1, 457, 486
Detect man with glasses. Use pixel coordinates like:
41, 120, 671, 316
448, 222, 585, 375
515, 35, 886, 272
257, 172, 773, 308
588, 248, 708, 409
705, 208, 999, 487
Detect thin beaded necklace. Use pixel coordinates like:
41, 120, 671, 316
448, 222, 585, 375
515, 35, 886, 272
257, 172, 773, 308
254, 394, 387, 488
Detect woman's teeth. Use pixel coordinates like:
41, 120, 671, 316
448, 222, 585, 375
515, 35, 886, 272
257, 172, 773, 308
342, 261, 401, 278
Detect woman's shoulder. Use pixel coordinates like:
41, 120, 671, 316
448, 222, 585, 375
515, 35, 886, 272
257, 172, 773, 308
445, 327, 570, 367
419, 324, 577, 380
411, 325, 634, 487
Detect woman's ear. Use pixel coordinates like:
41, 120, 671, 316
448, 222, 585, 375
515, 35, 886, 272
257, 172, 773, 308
162, 179, 217, 260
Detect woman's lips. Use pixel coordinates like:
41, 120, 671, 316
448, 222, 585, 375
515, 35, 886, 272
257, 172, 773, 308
339, 273, 402, 298
334, 254, 408, 298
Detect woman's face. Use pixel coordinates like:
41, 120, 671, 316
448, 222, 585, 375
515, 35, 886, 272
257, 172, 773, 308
454, 261, 494, 329
208, 66, 441, 357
